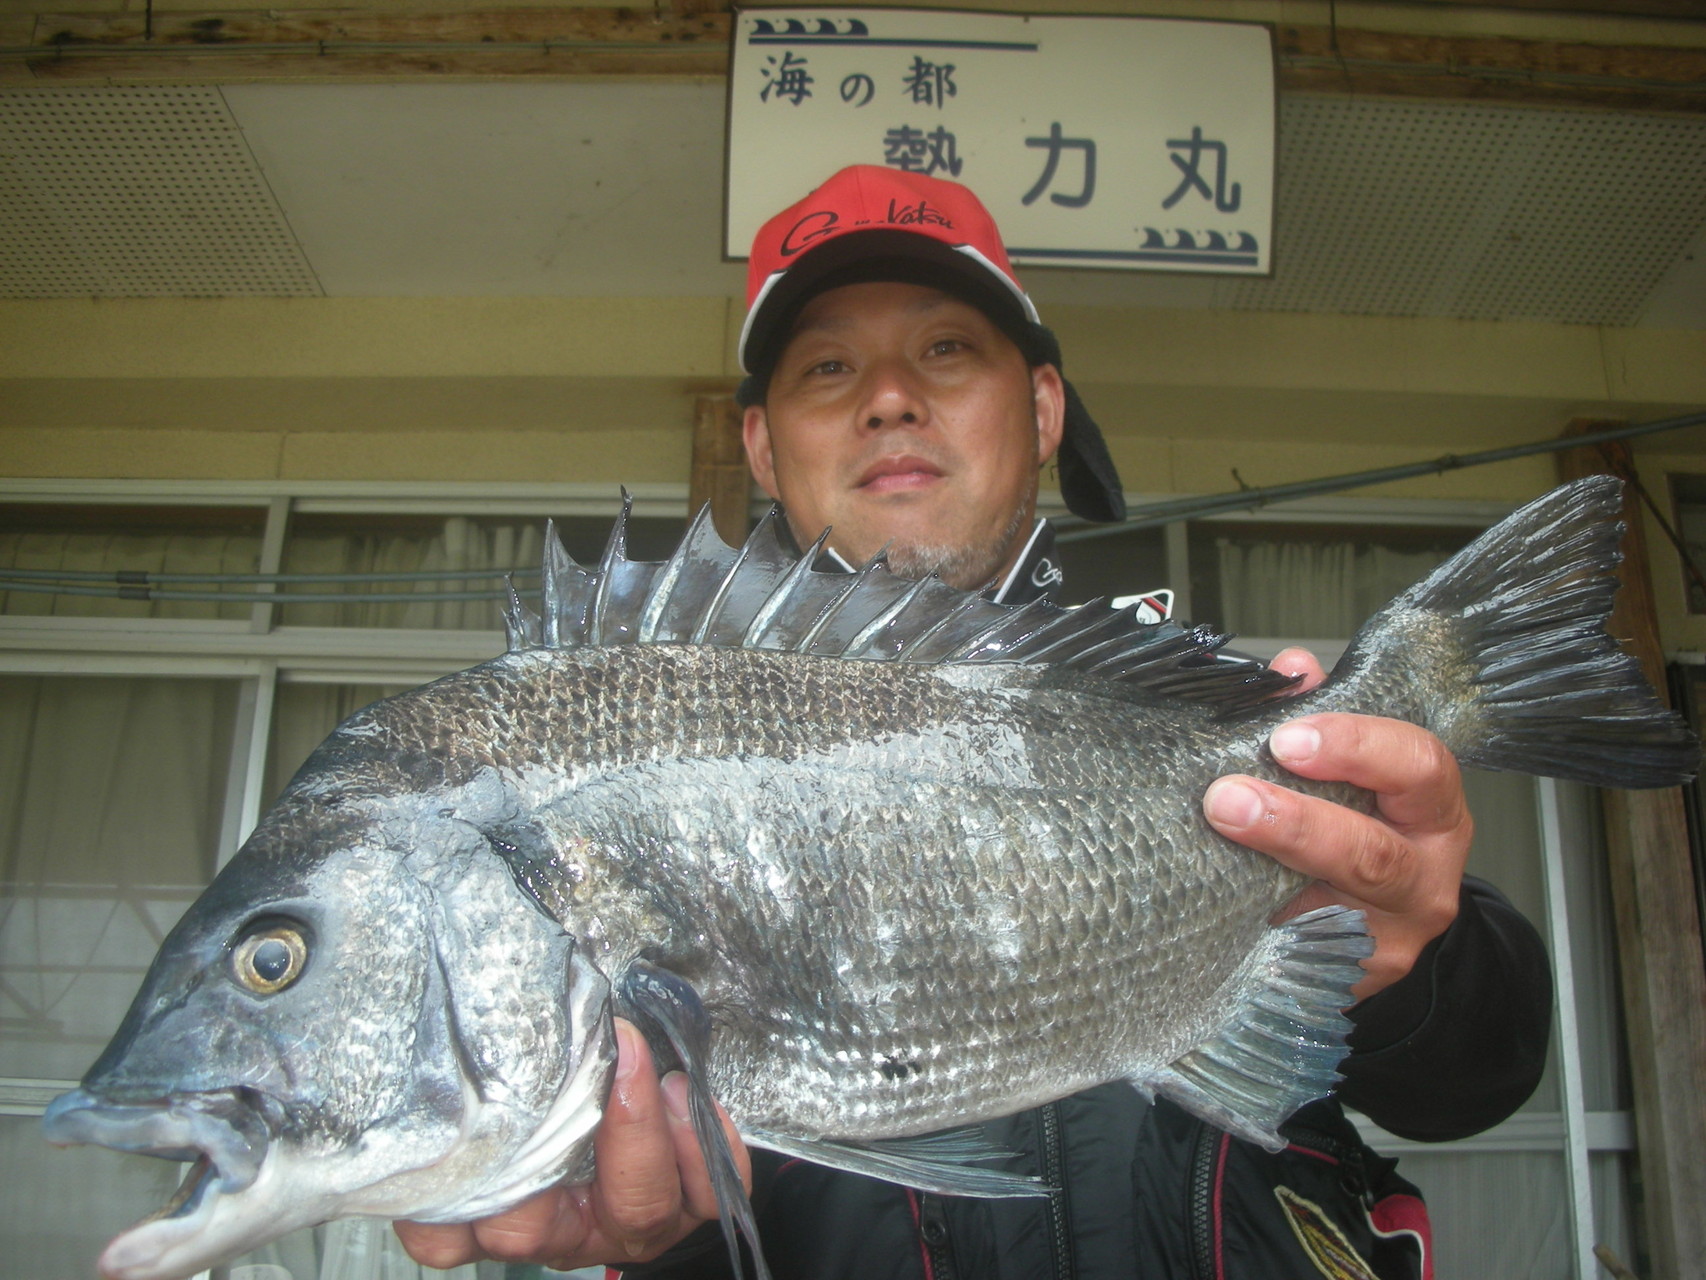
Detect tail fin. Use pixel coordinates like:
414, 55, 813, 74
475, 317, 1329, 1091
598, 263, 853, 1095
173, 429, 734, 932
1329, 477, 1699, 789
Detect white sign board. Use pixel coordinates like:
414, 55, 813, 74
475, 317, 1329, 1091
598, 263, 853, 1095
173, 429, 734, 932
727, 9, 1274, 274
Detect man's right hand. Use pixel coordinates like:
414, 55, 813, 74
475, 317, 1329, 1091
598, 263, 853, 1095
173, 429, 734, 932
394, 1017, 750, 1271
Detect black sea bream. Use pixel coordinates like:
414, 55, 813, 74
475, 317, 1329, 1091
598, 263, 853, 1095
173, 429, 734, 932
44, 477, 1698, 1280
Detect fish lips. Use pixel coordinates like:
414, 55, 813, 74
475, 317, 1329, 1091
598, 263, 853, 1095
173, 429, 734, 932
44, 1086, 279, 1198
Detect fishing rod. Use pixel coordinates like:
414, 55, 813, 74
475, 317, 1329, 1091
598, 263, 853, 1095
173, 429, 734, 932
1055, 410, 1706, 540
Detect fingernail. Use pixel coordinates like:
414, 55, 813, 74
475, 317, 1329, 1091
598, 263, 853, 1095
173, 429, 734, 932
1205, 778, 1264, 828
661, 1071, 691, 1123
1270, 721, 1321, 764
614, 1018, 640, 1084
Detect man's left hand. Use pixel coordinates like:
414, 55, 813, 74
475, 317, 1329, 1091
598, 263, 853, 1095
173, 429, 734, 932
1202, 647, 1473, 1002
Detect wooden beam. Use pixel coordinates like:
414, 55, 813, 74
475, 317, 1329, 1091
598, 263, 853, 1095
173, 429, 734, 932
3, 8, 1703, 113
1276, 24, 1706, 114
8, 9, 732, 82
1557, 426, 1706, 1280
689, 394, 750, 548
1418, 0, 1705, 18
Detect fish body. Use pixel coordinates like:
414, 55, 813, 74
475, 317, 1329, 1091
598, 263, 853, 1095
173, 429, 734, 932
43, 478, 1699, 1280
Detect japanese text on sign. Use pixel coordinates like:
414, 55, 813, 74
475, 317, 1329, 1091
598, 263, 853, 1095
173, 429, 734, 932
727, 9, 1274, 275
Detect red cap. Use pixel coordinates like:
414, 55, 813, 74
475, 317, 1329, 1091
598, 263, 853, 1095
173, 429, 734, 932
738, 165, 1040, 374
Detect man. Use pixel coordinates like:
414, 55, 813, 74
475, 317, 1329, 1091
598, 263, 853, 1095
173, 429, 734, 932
398, 166, 1550, 1277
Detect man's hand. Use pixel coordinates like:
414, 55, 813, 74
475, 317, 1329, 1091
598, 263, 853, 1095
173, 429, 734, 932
1202, 647, 1473, 1002
394, 1017, 749, 1271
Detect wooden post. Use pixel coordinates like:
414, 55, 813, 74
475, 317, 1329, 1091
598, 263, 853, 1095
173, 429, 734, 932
690, 394, 750, 547
1558, 424, 1706, 1280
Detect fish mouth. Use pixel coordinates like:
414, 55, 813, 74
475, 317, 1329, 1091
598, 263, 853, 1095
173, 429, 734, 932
45, 1086, 278, 1195
45, 1086, 284, 1277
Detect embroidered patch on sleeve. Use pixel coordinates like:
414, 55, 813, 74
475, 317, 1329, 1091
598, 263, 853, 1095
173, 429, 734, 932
1274, 1185, 1380, 1280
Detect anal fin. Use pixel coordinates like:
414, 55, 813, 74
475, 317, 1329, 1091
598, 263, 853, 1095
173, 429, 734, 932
1140, 905, 1373, 1153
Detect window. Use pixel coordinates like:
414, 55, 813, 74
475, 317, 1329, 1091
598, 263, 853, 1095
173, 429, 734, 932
0, 482, 1638, 1279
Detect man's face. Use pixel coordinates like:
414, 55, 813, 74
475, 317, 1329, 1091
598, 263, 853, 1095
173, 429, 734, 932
743, 281, 1065, 591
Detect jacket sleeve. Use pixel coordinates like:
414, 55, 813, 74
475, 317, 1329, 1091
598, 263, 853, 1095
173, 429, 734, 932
1336, 876, 1552, 1141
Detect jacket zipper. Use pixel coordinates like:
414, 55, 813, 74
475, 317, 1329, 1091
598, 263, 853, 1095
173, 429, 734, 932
918, 1194, 957, 1280
1188, 1122, 1222, 1280
1039, 1101, 1076, 1280
1283, 1123, 1374, 1209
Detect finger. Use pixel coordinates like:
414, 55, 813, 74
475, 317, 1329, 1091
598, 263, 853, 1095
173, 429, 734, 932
468, 1185, 586, 1265
1269, 646, 1327, 691
1265, 714, 1469, 834
1203, 774, 1420, 910
393, 1219, 481, 1269
589, 1018, 692, 1256
660, 1071, 752, 1224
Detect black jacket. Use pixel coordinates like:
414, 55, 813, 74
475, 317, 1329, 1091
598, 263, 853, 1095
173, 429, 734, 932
627, 523, 1553, 1280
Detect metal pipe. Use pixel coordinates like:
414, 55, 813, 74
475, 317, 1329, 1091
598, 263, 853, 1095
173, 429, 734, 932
0, 580, 531, 604
0, 566, 537, 584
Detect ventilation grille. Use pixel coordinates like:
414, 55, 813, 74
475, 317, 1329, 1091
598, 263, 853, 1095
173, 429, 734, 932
0, 86, 321, 298
1223, 97, 1706, 326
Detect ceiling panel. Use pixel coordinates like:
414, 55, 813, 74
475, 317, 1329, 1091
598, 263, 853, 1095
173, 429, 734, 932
1, 81, 1702, 330
1223, 97, 1706, 326
0, 85, 321, 297
222, 81, 746, 299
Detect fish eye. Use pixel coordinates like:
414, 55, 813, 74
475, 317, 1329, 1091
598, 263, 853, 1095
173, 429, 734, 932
232, 923, 309, 995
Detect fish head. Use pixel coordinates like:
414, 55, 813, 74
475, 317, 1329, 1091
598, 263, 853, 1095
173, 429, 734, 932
44, 765, 617, 1280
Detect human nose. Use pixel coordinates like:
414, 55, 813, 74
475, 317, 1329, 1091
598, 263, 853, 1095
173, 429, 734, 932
858, 359, 928, 431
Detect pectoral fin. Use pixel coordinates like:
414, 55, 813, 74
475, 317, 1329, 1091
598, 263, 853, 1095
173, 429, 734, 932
744, 1127, 1047, 1198
617, 962, 770, 1280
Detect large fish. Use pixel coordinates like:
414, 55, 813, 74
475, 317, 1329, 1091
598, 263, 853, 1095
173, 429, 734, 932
45, 477, 1697, 1280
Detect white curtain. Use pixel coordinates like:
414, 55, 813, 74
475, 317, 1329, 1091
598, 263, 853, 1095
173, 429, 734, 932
0, 525, 261, 621
0, 515, 540, 632
280, 517, 542, 631
0, 675, 235, 1082
1214, 536, 1447, 638
0, 674, 237, 1273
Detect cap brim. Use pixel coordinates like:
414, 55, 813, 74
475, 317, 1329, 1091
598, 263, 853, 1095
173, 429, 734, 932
739, 229, 1037, 374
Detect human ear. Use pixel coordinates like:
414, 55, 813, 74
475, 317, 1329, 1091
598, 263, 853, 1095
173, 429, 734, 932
742, 405, 783, 501
1032, 364, 1066, 466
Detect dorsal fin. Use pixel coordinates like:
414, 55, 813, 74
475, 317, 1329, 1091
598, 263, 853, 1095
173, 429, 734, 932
743, 525, 834, 650
511, 503, 1296, 711
590, 492, 664, 647
539, 519, 589, 649
504, 575, 540, 650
